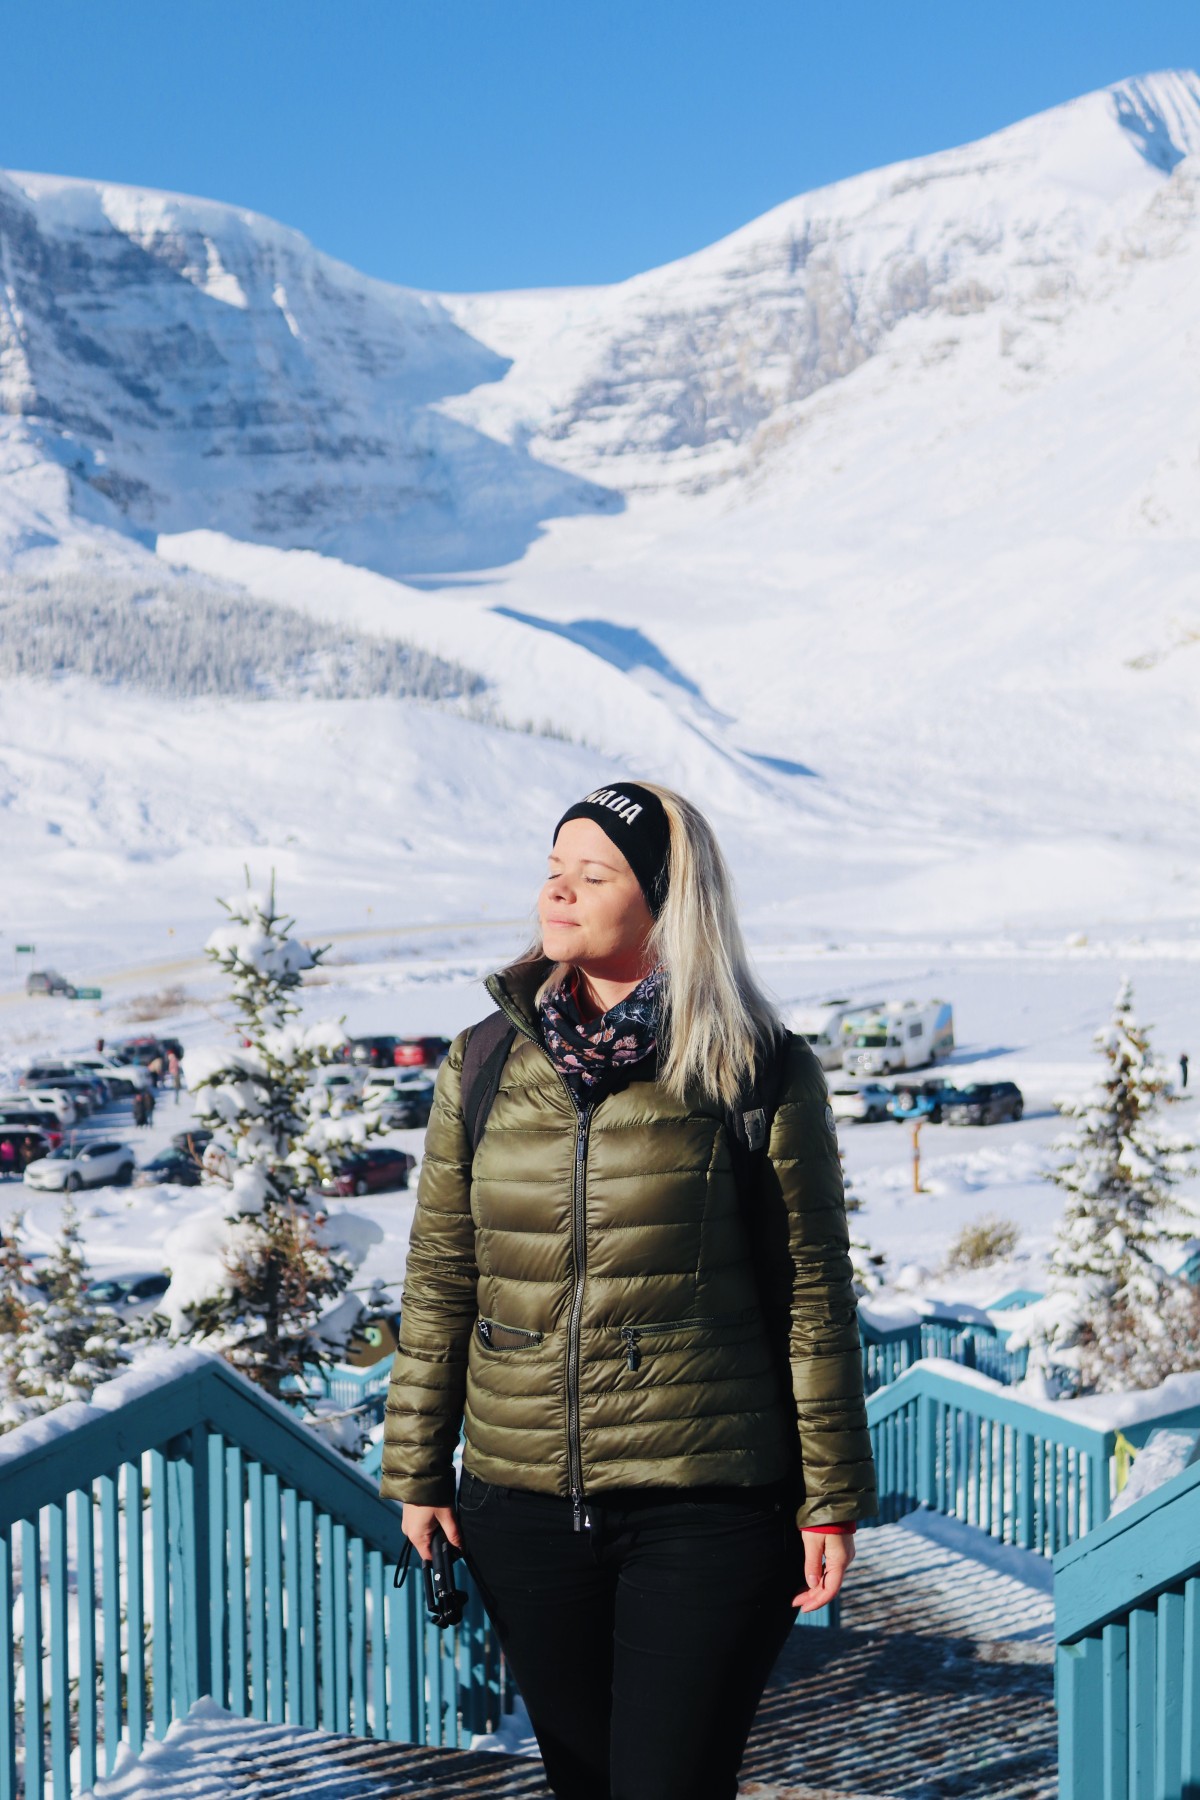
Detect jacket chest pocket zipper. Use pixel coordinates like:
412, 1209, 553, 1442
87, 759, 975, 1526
620, 1315, 724, 1372
477, 1317, 544, 1351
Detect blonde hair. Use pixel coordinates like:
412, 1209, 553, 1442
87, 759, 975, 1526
506, 781, 782, 1110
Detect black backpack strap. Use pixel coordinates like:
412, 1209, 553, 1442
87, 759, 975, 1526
461, 1010, 518, 1157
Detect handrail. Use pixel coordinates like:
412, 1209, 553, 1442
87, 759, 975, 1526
0, 1350, 505, 1800
858, 1310, 1028, 1394
1054, 1457, 1200, 1797
867, 1359, 1200, 1559
866, 1359, 1113, 1552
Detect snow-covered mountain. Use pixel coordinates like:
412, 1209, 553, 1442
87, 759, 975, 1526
2, 69, 1200, 957
442, 70, 1200, 491
0, 172, 615, 576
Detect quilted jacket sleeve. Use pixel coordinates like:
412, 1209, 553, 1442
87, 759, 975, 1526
380, 1031, 477, 1506
761, 1038, 878, 1529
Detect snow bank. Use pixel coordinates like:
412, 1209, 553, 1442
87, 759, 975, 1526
0, 1345, 220, 1467
898, 1356, 1200, 1433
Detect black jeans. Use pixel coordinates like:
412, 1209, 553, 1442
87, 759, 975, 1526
457, 1470, 803, 1800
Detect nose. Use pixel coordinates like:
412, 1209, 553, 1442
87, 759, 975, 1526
545, 869, 575, 904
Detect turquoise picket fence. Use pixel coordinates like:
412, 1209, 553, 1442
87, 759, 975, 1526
867, 1359, 1114, 1551
859, 1312, 1028, 1395
1055, 1455, 1200, 1799
866, 1358, 1200, 1556
0, 1354, 505, 1800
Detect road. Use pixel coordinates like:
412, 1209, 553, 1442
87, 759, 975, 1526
0, 918, 527, 1010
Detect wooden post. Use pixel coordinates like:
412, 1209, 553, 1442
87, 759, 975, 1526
911, 1119, 924, 1193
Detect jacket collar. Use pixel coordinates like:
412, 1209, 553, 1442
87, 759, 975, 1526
485, 958, 554, 1041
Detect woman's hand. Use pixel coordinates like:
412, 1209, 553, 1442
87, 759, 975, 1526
793, 1530, 855, 1613
402, 1503, 463, 1563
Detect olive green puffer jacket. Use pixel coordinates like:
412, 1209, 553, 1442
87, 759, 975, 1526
381, 963, 876, 1529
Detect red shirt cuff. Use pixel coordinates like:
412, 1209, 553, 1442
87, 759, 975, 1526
800, 1521, 857, 1534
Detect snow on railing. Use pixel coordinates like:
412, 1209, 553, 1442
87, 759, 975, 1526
865, 1359, 1200, 1557
0, 1351, 505, 1800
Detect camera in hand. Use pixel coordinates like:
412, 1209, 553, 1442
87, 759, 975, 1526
423, 1524, 467, 1629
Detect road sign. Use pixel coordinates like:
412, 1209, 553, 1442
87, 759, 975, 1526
73, 987, 103, 1000
15, 945, 34, 954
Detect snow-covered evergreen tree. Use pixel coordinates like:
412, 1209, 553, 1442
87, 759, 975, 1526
1036, 976, 1199, 1392
1, 1201, 142, 1428
0, 1213, 38, 1429
168, 874, 382, 1403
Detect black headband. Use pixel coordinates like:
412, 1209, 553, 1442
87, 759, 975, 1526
553, 784, 671, 917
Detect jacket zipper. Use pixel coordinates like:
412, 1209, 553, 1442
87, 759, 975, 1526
620, 1314, 725, 1372
477, 1317, 544, 1350
565, 1091, 592, 1530
486, 990, 594, 1532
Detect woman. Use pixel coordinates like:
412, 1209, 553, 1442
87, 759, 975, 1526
382, 782, 876, 1800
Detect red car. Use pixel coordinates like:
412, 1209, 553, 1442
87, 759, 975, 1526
320, 1147, 416, 1198
392, 1037, 451, 1069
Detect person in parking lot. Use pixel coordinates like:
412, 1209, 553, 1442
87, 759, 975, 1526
384, 781, 875, 1800
167, 1048, 182, 1104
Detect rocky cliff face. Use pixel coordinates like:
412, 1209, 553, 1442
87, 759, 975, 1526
440, 70, 1200, 491
1, 70, 1198, 565
0, 173, 616, 574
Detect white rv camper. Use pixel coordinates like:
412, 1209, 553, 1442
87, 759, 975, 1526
788, 998, 886, 1071
843, 1000, 955, 1077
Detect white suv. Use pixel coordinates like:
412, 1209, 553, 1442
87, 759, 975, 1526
25, 1140, 137, 1192
828, 1081, 894, 1124
0, 1089, 78, 1126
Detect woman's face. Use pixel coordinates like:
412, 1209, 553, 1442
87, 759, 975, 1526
539, 818, 655, 977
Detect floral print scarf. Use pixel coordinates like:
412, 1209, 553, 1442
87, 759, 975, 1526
539, 967, 663, 1103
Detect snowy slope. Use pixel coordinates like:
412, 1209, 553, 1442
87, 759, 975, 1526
1, 70, 1199, 956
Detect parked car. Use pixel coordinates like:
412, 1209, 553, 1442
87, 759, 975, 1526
942, 1081, 1024, 1126
888, 1078, 959, 1124
25, 1140, 137, 1191
828, 1081, 893, 1124
112, 1036, 183, 1068
84, 1271, 171, 1314
316, 1067, 369, 1105
172, 1127, 213, 1157
362, 1071, 436, 1128
0, 1089, 77, 1127
320, 1147, 416, 1197
0, 1108, 63, 1148
393, 1037, 451, 1070
133, 1147, 204, 1188
0, 1127, 52, 1174
65, 1054, 150, 1095
20, 1066, 103, 1113
25, 969, 77, 998
348, 1036, 400, 1068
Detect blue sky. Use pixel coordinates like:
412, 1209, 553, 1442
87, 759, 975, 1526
3, 1, 1197, 292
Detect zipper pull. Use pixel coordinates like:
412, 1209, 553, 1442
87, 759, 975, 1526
622, 1329, 641, 1372
571, 1488, 584, 1532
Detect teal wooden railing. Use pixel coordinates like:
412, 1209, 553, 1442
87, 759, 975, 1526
859, 1312, 1028, 1394
866, 1358, 1200, 1556
1055, 1455, 1200, 1799
0, 1352, 505, 1800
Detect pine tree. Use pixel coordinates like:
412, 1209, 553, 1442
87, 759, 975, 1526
173, 873, 383, 1402
2, 1201, 142, 1427
1040, 976, 1199, 1393
0, 1213, 38, 1429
